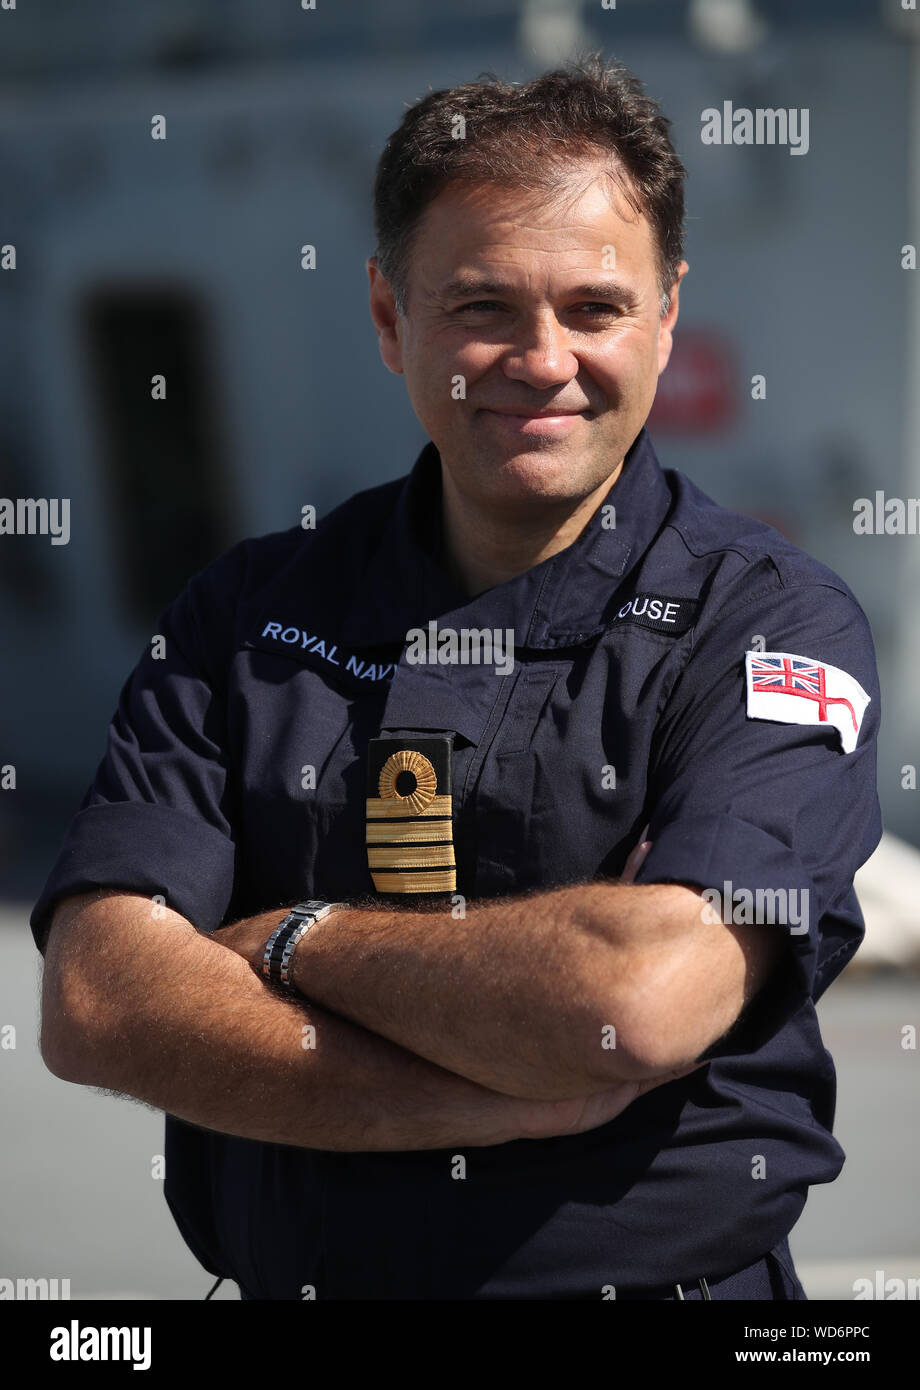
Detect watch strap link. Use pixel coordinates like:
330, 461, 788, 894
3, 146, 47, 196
262, 900, 342, 992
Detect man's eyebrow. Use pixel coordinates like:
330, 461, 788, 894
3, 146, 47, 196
434, 276, 637, 305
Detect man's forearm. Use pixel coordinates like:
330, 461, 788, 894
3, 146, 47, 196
42, 890, 651, 1150
41, 889, 628, 1152
273, 880, 698, 1099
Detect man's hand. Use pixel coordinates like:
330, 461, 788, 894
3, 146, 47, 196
515, 1059, 705, 1139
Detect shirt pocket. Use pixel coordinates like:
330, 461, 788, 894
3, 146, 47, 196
469, 650, 653, 895
490, 666, 560, 756
470, 664, 562, 893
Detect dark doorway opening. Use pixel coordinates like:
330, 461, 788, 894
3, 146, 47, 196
82, 285, 234, 625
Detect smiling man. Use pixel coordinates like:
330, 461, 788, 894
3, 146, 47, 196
32, 55, 880, 1302
370, 118, 686, 596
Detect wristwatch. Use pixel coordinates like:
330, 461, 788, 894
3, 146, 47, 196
261, 900, 344, 993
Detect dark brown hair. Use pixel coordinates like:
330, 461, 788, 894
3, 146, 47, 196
372, 52, 687, 317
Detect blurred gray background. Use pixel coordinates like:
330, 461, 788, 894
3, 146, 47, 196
0, 0, 917, 1299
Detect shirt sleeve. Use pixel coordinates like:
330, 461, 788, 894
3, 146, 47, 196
632, 571, 883, 1003
29, 544, 248, 956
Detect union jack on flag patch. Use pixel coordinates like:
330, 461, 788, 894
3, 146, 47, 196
744, 650, 870, 754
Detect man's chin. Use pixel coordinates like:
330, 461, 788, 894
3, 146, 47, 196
463, 449, 607, 509
436, 420, 627, 508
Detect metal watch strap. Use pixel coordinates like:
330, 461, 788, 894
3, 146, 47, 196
262, 900, 343, 993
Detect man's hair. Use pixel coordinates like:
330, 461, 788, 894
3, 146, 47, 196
372, 52, 687, 318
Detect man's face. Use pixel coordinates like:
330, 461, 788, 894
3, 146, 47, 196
369, 159, 688, 521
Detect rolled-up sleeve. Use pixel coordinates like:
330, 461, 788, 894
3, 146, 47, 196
30, 546, 247, 955
633, 577, 882, 1001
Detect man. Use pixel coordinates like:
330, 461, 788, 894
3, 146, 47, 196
33, 55, 880, 1300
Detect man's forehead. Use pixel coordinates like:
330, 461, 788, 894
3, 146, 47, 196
421, 170, 644, 236
412, 174, 654, 284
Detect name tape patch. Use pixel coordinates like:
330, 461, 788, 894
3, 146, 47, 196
744, 650, 870, 754
611, 593, 700, 636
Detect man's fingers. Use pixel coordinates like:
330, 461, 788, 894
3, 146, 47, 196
633, 1061, 707, 1098
519, 1058, 707, 1140
620, 827, 652, 885
562, 1064, 701, 1134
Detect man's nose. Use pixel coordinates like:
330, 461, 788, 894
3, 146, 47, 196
502, 312, 579, 389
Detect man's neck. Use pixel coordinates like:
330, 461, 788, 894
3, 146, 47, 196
439, 462, 623, 597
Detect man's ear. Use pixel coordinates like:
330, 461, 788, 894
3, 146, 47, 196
367, 256, 404, 376
657, 260, 689, 376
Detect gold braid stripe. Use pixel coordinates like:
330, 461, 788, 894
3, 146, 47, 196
366, 819, 453, 843
367, 844, 457, 868
365, 794, 452, 819
370, 869, 457, 893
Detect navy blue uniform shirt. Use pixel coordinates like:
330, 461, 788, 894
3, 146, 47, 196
31, 427, 882, 1299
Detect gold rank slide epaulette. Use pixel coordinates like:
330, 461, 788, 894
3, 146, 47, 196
365, 735, 456, 895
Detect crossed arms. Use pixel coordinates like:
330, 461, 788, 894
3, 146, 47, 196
39, 847, 782, 1152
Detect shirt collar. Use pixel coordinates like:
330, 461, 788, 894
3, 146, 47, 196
338, 425, 674, 651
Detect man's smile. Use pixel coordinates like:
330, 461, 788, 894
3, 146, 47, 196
477, 406, 590, 436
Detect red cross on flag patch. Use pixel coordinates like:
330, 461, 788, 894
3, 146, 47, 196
744, 650, 871, 754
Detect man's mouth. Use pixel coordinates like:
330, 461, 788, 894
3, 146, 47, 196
479, 408, 589, 435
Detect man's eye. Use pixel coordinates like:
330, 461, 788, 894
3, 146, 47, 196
456, 301, 504, 312
455, 301, 619, 316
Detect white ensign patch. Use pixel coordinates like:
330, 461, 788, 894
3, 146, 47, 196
744, 650, 870, 754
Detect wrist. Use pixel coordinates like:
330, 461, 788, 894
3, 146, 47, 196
286, 899, 359, 995
262, 900, 347, 994
287, 901, 355, 996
